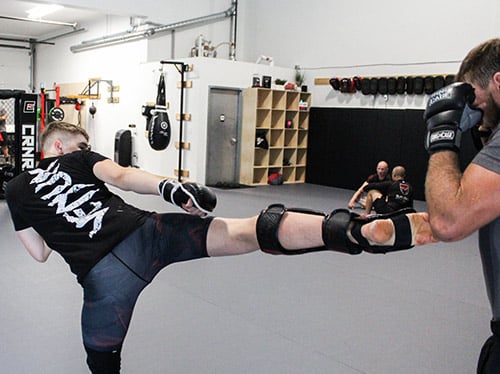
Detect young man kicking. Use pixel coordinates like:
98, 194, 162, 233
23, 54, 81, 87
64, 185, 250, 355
5, 121, 436, 373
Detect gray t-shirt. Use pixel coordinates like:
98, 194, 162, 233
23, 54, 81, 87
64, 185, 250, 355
472, 126, 500, 319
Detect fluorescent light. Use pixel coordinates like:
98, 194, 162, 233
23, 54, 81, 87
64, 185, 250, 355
26, 4, 64, 19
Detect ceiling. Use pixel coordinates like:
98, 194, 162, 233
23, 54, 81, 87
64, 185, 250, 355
0, 0, 103, 43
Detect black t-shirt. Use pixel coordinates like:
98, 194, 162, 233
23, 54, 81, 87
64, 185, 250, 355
6, 151, 151, 282
366, 173, 390, 183
364, 179, 414, 210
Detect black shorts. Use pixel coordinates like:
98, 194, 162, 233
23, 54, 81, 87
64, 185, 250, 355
372, 198, 394, 214
81, 213, 214, 351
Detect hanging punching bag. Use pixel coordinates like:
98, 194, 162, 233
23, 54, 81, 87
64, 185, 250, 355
148, 72, 171, 150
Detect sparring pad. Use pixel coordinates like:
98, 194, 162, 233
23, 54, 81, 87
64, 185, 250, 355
353, 76, 362, 91
340, 78, 354, 93
444, 74, 455, 86
377, 77, 388, 95
396, 77, 406, 94
329, 78, 340, 90
405, 77, 415, 94
369, 78, 378, 95
387, 77, 397, 95
413, 76, 424, 95
424, 76, 435, 94
433, 76, 445, 91
361, 78, 371, 95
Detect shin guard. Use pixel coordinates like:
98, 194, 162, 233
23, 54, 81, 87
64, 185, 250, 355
323, 208, 416, 254
256, 204, 326, 255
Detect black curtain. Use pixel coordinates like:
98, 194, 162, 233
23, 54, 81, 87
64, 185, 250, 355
306, 107, 477, 201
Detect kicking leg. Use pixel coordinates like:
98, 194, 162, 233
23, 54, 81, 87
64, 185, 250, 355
207, 204, 436, 257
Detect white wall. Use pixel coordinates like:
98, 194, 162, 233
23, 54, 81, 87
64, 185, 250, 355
0, 48, 31, 91
3, 0, 500, 181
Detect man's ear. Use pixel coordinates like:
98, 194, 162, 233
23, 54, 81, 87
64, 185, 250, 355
54, 139, 64, 155
493, 72, 500, 91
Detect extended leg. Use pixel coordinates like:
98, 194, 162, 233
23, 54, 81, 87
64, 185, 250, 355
206, 204, 435, 257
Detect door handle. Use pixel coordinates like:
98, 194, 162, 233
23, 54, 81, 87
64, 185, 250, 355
230, 137, 237, 145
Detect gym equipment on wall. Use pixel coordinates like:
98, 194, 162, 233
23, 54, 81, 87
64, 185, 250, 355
114, 129, 132, 167
161, 60, 190, 182
143, 70, 171, 151
0, 89, 38, 197
48, 85, 65, 122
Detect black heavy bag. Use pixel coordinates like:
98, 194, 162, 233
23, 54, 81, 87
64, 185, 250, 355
148, 73, 171, 150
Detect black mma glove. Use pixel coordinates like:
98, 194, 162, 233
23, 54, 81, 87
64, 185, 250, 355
158, 179, 217, 214
424, 82, 483, 154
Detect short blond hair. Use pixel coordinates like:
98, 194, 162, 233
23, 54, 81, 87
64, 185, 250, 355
41, 122, 89, 151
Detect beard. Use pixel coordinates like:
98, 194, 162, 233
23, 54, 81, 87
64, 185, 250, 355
482, 92, 500, 129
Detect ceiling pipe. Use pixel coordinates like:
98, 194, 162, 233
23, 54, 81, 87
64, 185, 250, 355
0, 15, 77, 28
228, 0, 237, 60
70, 4, 236, 53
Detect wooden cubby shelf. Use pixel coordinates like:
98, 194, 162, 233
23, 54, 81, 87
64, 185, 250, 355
240, 87, 311, 186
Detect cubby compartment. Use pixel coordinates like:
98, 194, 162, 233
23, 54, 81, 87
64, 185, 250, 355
269, 149, 283, 167
253, 148, 269, 166
298, 111, 309, 129
298, 130, 308, 148
256, 108, 271, 128
272, 90, 286, 110
270, 129, 284, 148
296, 149, 307, 166
253, 167, 268, 184
284, 129, 298, 148
295, 166, 306, 182
282, 167, 295, 183
286, 91, 299, 110
283, 148, 296, 166
271, 110, 285, 129
285, 110, 298, 129
257, 89, 272, 108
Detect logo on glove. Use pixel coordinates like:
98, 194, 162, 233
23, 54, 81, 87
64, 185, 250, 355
430, 129, 455, 143
428, 88, 452, 106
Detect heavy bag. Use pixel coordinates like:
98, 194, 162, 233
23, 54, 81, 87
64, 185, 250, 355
148, 72, 171, 150
149, 107, 171, 150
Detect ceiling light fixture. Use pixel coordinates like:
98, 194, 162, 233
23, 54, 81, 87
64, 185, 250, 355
26, 4, 64, 19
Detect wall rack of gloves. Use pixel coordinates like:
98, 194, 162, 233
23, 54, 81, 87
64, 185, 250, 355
314, 74, 455, 95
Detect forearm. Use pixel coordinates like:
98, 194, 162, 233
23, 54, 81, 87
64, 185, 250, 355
425, 151, 468, 240
16, 228, 52, 262
94, 159, 170, 195
113, 167, 165, 194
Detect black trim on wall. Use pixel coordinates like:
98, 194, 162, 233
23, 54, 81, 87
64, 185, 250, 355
306, 107, 477, 201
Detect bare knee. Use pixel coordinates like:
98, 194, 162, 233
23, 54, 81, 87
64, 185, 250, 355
206, 217, 259, 256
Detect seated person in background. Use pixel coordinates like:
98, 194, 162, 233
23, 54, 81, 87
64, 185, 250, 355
348, 160, 389, 209
363, 165, 413, 215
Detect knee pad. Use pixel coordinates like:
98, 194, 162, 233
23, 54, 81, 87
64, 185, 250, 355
256, 204, 325, 255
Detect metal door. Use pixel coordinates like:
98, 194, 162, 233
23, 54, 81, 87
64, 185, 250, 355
206, 88, 241, 187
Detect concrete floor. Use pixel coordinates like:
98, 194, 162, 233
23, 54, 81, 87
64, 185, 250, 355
0, 183, 491, 373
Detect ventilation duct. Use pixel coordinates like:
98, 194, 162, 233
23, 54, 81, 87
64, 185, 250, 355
70, 3, 237, 54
